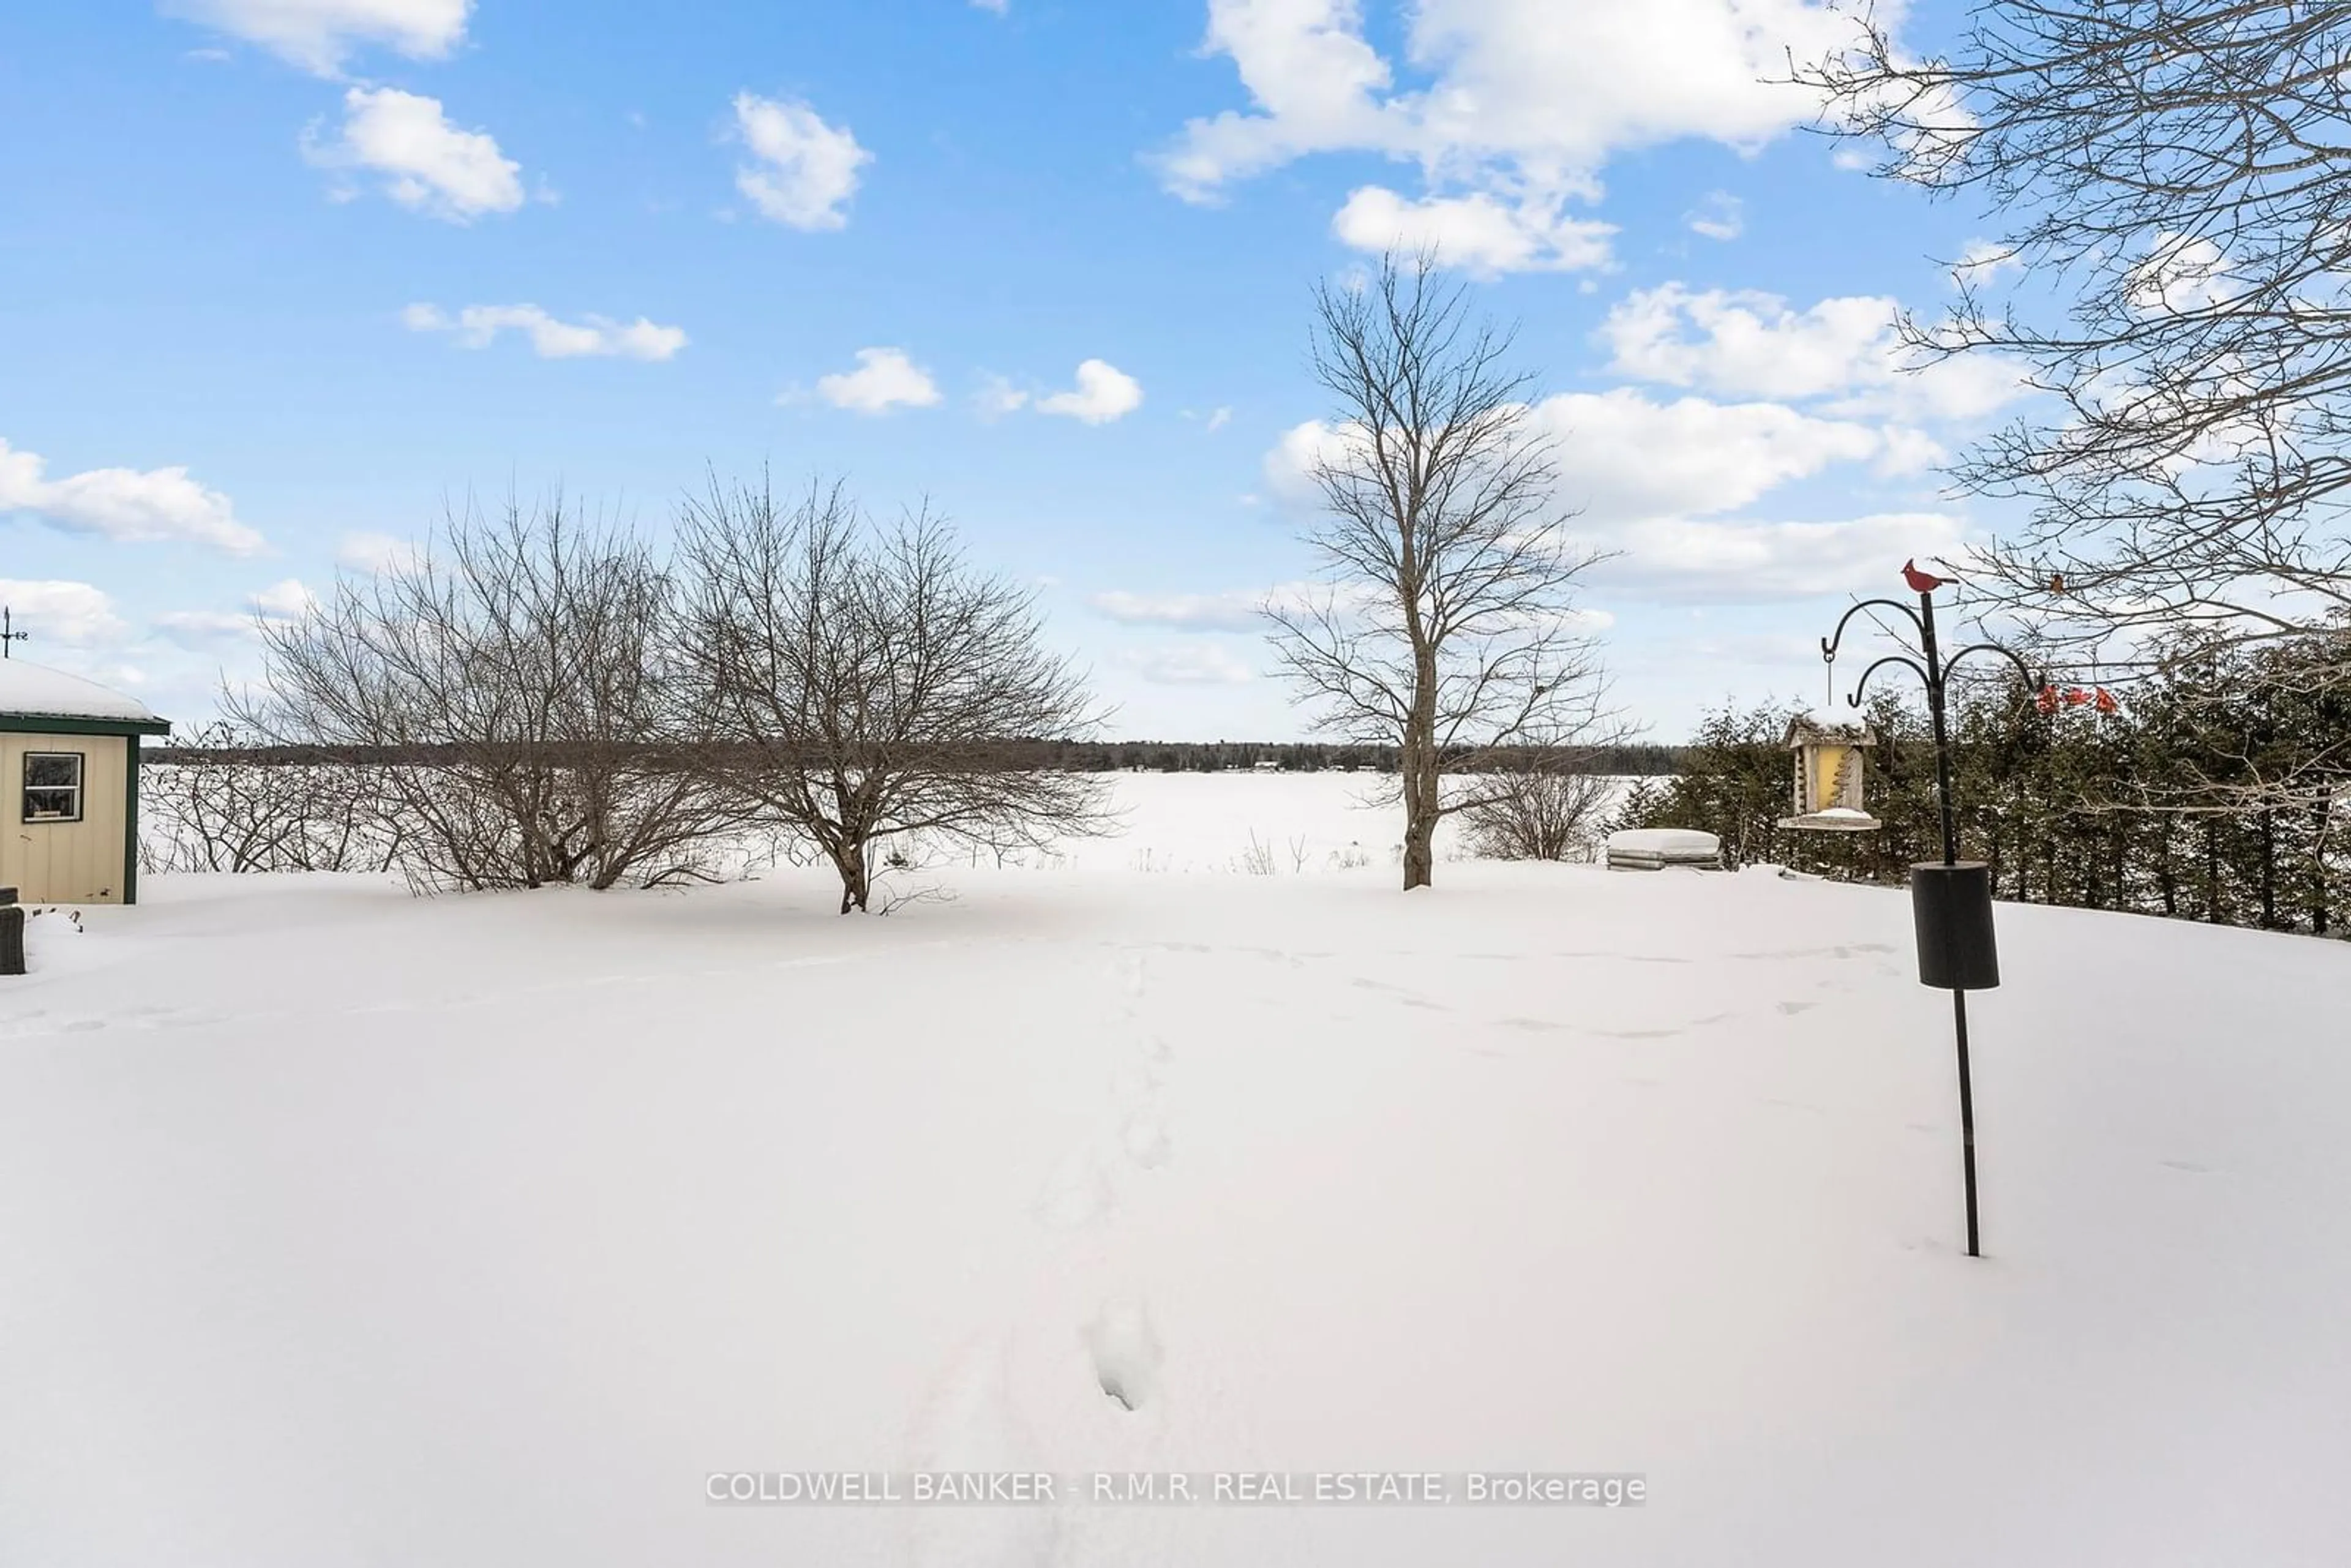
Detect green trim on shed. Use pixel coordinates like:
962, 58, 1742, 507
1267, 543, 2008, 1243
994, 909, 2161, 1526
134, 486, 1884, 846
123, 738, 141, 906
0, 713, 172, 738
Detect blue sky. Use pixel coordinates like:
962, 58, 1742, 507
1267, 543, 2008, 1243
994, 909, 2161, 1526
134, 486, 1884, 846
0, 0, 2025, 740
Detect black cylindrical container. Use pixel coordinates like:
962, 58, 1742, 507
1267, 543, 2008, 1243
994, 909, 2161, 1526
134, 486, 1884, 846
0, 887, 21, 978
1910, 862, 1999, 990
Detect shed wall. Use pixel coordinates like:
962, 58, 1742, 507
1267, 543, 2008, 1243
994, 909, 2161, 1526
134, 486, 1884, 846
1, 733, 129, 903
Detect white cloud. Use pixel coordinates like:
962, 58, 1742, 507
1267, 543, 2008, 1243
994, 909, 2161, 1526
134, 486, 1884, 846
0, 580, 130, 648
0, 437, 262, 553
1260, 385, 1969, 605
1535, 391, 1899, 520
1117, 643, 1254, 685
1599, 282, 2030, 422
305, 86, 523, 221
1154, 0, 1867, 271
403, 302, 687, 360
1037, 359, 1144, 424
2126, 231, 2238, 316
817, 348, 942, 414
1605, 512, 1971, 602
1266, 391, 1910, 525
972, 0, 1008, 11
163, 0, 469, 75
250, 578, 318, 618
151, 610, 253, 646
1331, 184, 1614, 275
732, 92, 871, 230
1206, 407, 1233, 432
1950, 238, 2021, 288
154, 578, 317, 647
1686, 190, 1744, 241
975, 375, 1030, 419
1091, 587, 1274, 632
337, 531, 419, 574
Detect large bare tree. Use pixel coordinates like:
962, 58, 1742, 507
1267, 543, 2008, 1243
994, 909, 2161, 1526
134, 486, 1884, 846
1796, 1, 2351, 672
1265, 252, 1612, 890
676, 476, 1110, 912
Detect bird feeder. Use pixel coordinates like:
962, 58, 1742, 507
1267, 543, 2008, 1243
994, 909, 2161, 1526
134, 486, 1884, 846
1778, 712, 1882, 831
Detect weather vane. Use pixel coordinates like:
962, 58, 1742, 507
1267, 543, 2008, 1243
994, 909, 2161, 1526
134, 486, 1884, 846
1, 607, 26, 659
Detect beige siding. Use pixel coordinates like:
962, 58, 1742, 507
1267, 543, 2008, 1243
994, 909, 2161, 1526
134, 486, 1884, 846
1, 733, 129, 904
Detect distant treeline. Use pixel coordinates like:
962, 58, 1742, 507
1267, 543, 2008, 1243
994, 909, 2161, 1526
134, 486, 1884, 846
149, 737, 1694, 775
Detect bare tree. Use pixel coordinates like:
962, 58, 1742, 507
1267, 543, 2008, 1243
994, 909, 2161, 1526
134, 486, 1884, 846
1265, 251, 1613, 890
1460, 745, 1619, 863
1794, 1, 2351, 680
676, 475, 1111, 913
234, 495, 741, 891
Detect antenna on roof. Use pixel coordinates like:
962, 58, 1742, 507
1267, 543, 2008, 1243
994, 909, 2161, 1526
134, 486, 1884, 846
0, 607, 25, 659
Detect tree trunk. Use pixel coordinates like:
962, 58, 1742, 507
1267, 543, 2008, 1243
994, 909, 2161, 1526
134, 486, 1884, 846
833, 841, 870, 913
1400, 650, 1441, 891
2314, 796, 2332, 937
2259, 808, 2278, 929
2205, 818, 2222, 923
1400, 748, 1438, 890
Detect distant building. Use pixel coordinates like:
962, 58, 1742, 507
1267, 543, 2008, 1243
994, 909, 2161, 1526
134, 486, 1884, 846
0, 661, 171, 904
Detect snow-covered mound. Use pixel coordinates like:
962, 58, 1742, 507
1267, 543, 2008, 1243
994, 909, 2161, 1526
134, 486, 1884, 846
4, 857, 2346, 1566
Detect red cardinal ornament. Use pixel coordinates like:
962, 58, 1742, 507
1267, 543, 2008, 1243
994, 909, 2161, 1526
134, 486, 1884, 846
1903, 558, 1955, 593
2061, 686, 2092, 707
2036, 684, 2059, 714
2094, 686, 2119, 714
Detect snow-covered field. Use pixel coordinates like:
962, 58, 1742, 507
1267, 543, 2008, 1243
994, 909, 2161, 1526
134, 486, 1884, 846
7, 779, 2350, 1566
882, 770, 1491, 875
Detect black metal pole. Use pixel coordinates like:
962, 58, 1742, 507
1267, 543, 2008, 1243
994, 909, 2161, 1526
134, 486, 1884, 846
1917, 588, 1982, 1258
1918, 590, 1959, 868
1952, 989, 1981, 1257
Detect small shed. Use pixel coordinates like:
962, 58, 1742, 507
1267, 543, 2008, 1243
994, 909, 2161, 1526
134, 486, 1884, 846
0, 661, 171, 904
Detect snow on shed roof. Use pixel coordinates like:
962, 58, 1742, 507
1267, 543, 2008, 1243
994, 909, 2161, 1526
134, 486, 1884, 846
0, 659, 163, 724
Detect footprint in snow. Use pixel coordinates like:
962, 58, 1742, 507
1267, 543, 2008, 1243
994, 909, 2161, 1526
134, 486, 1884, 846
1121, 1113, 1171, 1171
902, 1334, 1060, 1567
1085, 1299, 1163, 1413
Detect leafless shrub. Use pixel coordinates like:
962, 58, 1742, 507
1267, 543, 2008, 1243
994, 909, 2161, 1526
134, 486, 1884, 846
1460, 754, 1616, 863
1239, 830, 1278, 876
142, 721, 403, 874
233, 494, 744, 892
676, 475, 1113, 913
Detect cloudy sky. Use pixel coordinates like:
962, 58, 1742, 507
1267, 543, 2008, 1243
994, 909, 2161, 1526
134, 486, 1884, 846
1, 0, 2025, 738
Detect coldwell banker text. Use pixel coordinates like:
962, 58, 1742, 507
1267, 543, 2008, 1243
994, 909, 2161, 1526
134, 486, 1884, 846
705, 1472, 1647, 1507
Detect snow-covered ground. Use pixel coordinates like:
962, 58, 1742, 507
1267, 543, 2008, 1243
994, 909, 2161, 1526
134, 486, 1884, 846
896, 770, 1491, 874
7, 782, 2350, 1566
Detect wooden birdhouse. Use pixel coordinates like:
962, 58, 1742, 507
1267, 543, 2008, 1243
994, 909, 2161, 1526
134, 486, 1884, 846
1779, 711, 1881, 832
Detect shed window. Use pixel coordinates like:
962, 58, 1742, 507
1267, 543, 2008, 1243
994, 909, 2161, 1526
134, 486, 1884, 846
23, 752, 84, 823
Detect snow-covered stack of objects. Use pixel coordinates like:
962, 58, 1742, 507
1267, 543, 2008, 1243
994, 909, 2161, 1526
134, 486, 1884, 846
1605, 827, 1723, 871
1779, 710, 1882, 833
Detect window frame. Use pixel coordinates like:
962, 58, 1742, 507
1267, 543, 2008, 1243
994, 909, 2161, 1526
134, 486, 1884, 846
21, 750, 86, 825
